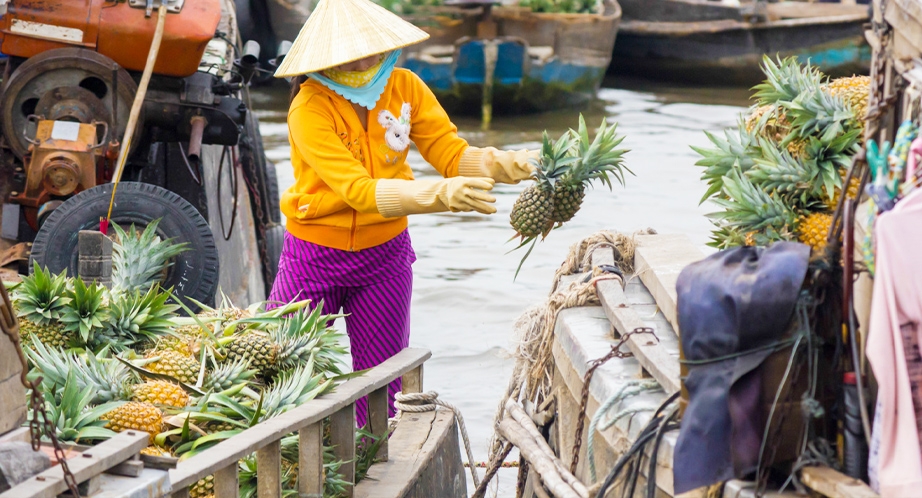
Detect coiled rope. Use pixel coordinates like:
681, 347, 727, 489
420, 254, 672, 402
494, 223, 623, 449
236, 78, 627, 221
395, 391, 480, 488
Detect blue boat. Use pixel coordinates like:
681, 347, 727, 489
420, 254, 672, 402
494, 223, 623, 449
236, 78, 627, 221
397, 0, 622, 117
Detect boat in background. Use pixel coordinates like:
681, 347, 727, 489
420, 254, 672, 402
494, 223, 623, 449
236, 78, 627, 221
611, 0, 871, 84
400, 0, 621, 117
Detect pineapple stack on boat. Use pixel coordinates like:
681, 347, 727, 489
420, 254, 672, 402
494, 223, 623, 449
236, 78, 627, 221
8, 222, 364, 497
695, 56, 869, 254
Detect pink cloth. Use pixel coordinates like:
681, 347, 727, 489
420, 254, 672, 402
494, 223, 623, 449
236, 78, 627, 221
867, 187, 922, 496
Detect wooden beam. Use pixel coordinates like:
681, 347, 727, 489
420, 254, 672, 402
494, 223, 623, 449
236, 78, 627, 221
331, 404, 357, 497
0, 431, 148, 498
169, 348, 430, 490
214, 463, 239, 498
256, 439, 281, 498
368, 385, 390, 461
800, 466, 878, 498
402, 364, 423, 395
299, 422, 324, 498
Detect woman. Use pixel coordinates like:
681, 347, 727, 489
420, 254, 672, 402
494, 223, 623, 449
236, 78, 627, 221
272, 0, 536, 426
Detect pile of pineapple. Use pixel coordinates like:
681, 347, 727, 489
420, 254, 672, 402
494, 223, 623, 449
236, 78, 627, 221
10, 222, 366, 497
509, 115, 630, 274
695, 56, 869, 254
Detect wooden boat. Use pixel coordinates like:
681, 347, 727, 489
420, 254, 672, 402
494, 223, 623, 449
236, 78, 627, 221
251, 0, 621, 116
611, 0, 872, 84
401, 0, 622, 115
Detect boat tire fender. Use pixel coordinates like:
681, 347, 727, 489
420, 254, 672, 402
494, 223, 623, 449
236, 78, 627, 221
265, 160, 281, 224
30, 181, 219, 307
264, 224, 284, 292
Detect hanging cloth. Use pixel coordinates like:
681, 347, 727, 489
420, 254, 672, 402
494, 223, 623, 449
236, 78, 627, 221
673, 242, 811, 494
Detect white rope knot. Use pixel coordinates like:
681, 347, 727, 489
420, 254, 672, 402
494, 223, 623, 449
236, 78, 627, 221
395, 391, 481, 488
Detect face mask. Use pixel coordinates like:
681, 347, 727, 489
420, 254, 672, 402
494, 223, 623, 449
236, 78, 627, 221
308, 50, 401, 110
324, 56, 385, 88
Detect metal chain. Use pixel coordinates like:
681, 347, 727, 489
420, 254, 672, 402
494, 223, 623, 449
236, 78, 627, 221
569, 326, 657, 474
0, 283, 81, 497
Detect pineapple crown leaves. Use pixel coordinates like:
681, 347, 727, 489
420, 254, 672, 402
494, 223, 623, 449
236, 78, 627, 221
259, 362, 333, 421
37, 368, 125, 443
270, 303, 348, 375
783, 86, 857, 144
111, 219, 190, 292
532, 129, 580, 187
203, 357, 258, 392
563, 115, 631, 190
691, 120, 762, 203
748, 137, 823, 206
107, 284, 180, 346
752, 55, 825, 106
14, 261, 71, 323
26, 340, 134, 404
708, 167, 797, 234
60, 277, 110, 343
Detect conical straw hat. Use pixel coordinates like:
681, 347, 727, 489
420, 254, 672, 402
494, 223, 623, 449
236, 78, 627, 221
274, 0, 430, 78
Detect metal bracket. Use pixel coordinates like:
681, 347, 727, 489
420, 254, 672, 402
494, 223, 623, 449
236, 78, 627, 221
128, 0, 184, 15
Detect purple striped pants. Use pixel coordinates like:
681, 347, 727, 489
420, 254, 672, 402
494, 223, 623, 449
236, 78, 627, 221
268, 230, 416, 427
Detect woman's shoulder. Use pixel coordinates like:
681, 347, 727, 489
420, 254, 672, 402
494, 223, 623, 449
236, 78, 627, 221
390, 68, 426, 90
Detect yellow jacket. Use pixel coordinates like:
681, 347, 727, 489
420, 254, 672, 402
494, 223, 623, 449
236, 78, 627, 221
283, 68, 487, 251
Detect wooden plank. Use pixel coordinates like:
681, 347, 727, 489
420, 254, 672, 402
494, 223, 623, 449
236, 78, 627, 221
257, 439, 281, 498
169, 348, 430, 490
368, 386, 390, 461
214, 464, 239, 498
402, 364, 423, 395
331, 404, 356, 498
0, 430, 148, 498
105, 459, 145, 477
594, 277, 681, 395
633, 234, 706, 334
299, 422, 324, 498
0, 426, 30, 444
800, 466, 878, 498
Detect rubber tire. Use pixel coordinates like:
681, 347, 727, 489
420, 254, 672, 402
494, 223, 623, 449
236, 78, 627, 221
31, 182, 219, 306
264, 224, 284, 293
265, 161, 281, 224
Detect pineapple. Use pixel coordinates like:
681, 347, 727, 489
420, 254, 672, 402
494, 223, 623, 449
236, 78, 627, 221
271, 304, 347, 376
107, 284, 179, 349
144, 348, 201, 384
509, 130, 575, 239
745, 104, 790, 142
825, 176, 862, 211
140, 446, 171, 457
824, 75, 870, 120
550, 116, 629, 224
189, 476, 215, 498
709, 168, 797, 246
225, 331, 278, 378
797, 212, 833, 253
692, 123, 762, 203
132, 380, 190, 408
101, 401, 164, 443
59, 278, 109, 346
111, 219, 189, 292
14, 262, 72, 348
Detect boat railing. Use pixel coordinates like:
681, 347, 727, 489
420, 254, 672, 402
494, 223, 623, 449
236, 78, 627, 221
168, 347, 432, 498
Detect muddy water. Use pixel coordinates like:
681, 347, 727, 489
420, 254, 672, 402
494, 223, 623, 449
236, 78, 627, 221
249, 77, 750, 495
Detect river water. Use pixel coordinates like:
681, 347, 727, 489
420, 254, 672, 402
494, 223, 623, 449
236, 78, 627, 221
250, 78, 750, 495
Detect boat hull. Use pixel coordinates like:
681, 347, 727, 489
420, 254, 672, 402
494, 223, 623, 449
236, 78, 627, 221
612, 19, 869, 84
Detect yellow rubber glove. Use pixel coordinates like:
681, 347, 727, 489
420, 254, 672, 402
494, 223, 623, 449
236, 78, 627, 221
375, 177, 497, 218
458, 146, 539, 184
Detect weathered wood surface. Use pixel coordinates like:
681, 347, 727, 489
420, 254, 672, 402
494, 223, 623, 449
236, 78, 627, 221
0, 329, 26, 436
257, 439, 282, 498
592, 246, 681, 395
800, 466, 879, 498
634, 234, 706, 334
0, 431, 148, 498
355, 410, 467, 498
368, 386, 390, 461
331, 404, 356, 497
214, 463, 239, 498
298, 423, 323, 498
169, 348, 430, 491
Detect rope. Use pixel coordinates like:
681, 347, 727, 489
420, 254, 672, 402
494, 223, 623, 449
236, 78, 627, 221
586, 379, 660, 481
395, 391, 480, 488
481, 229, 655, 494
